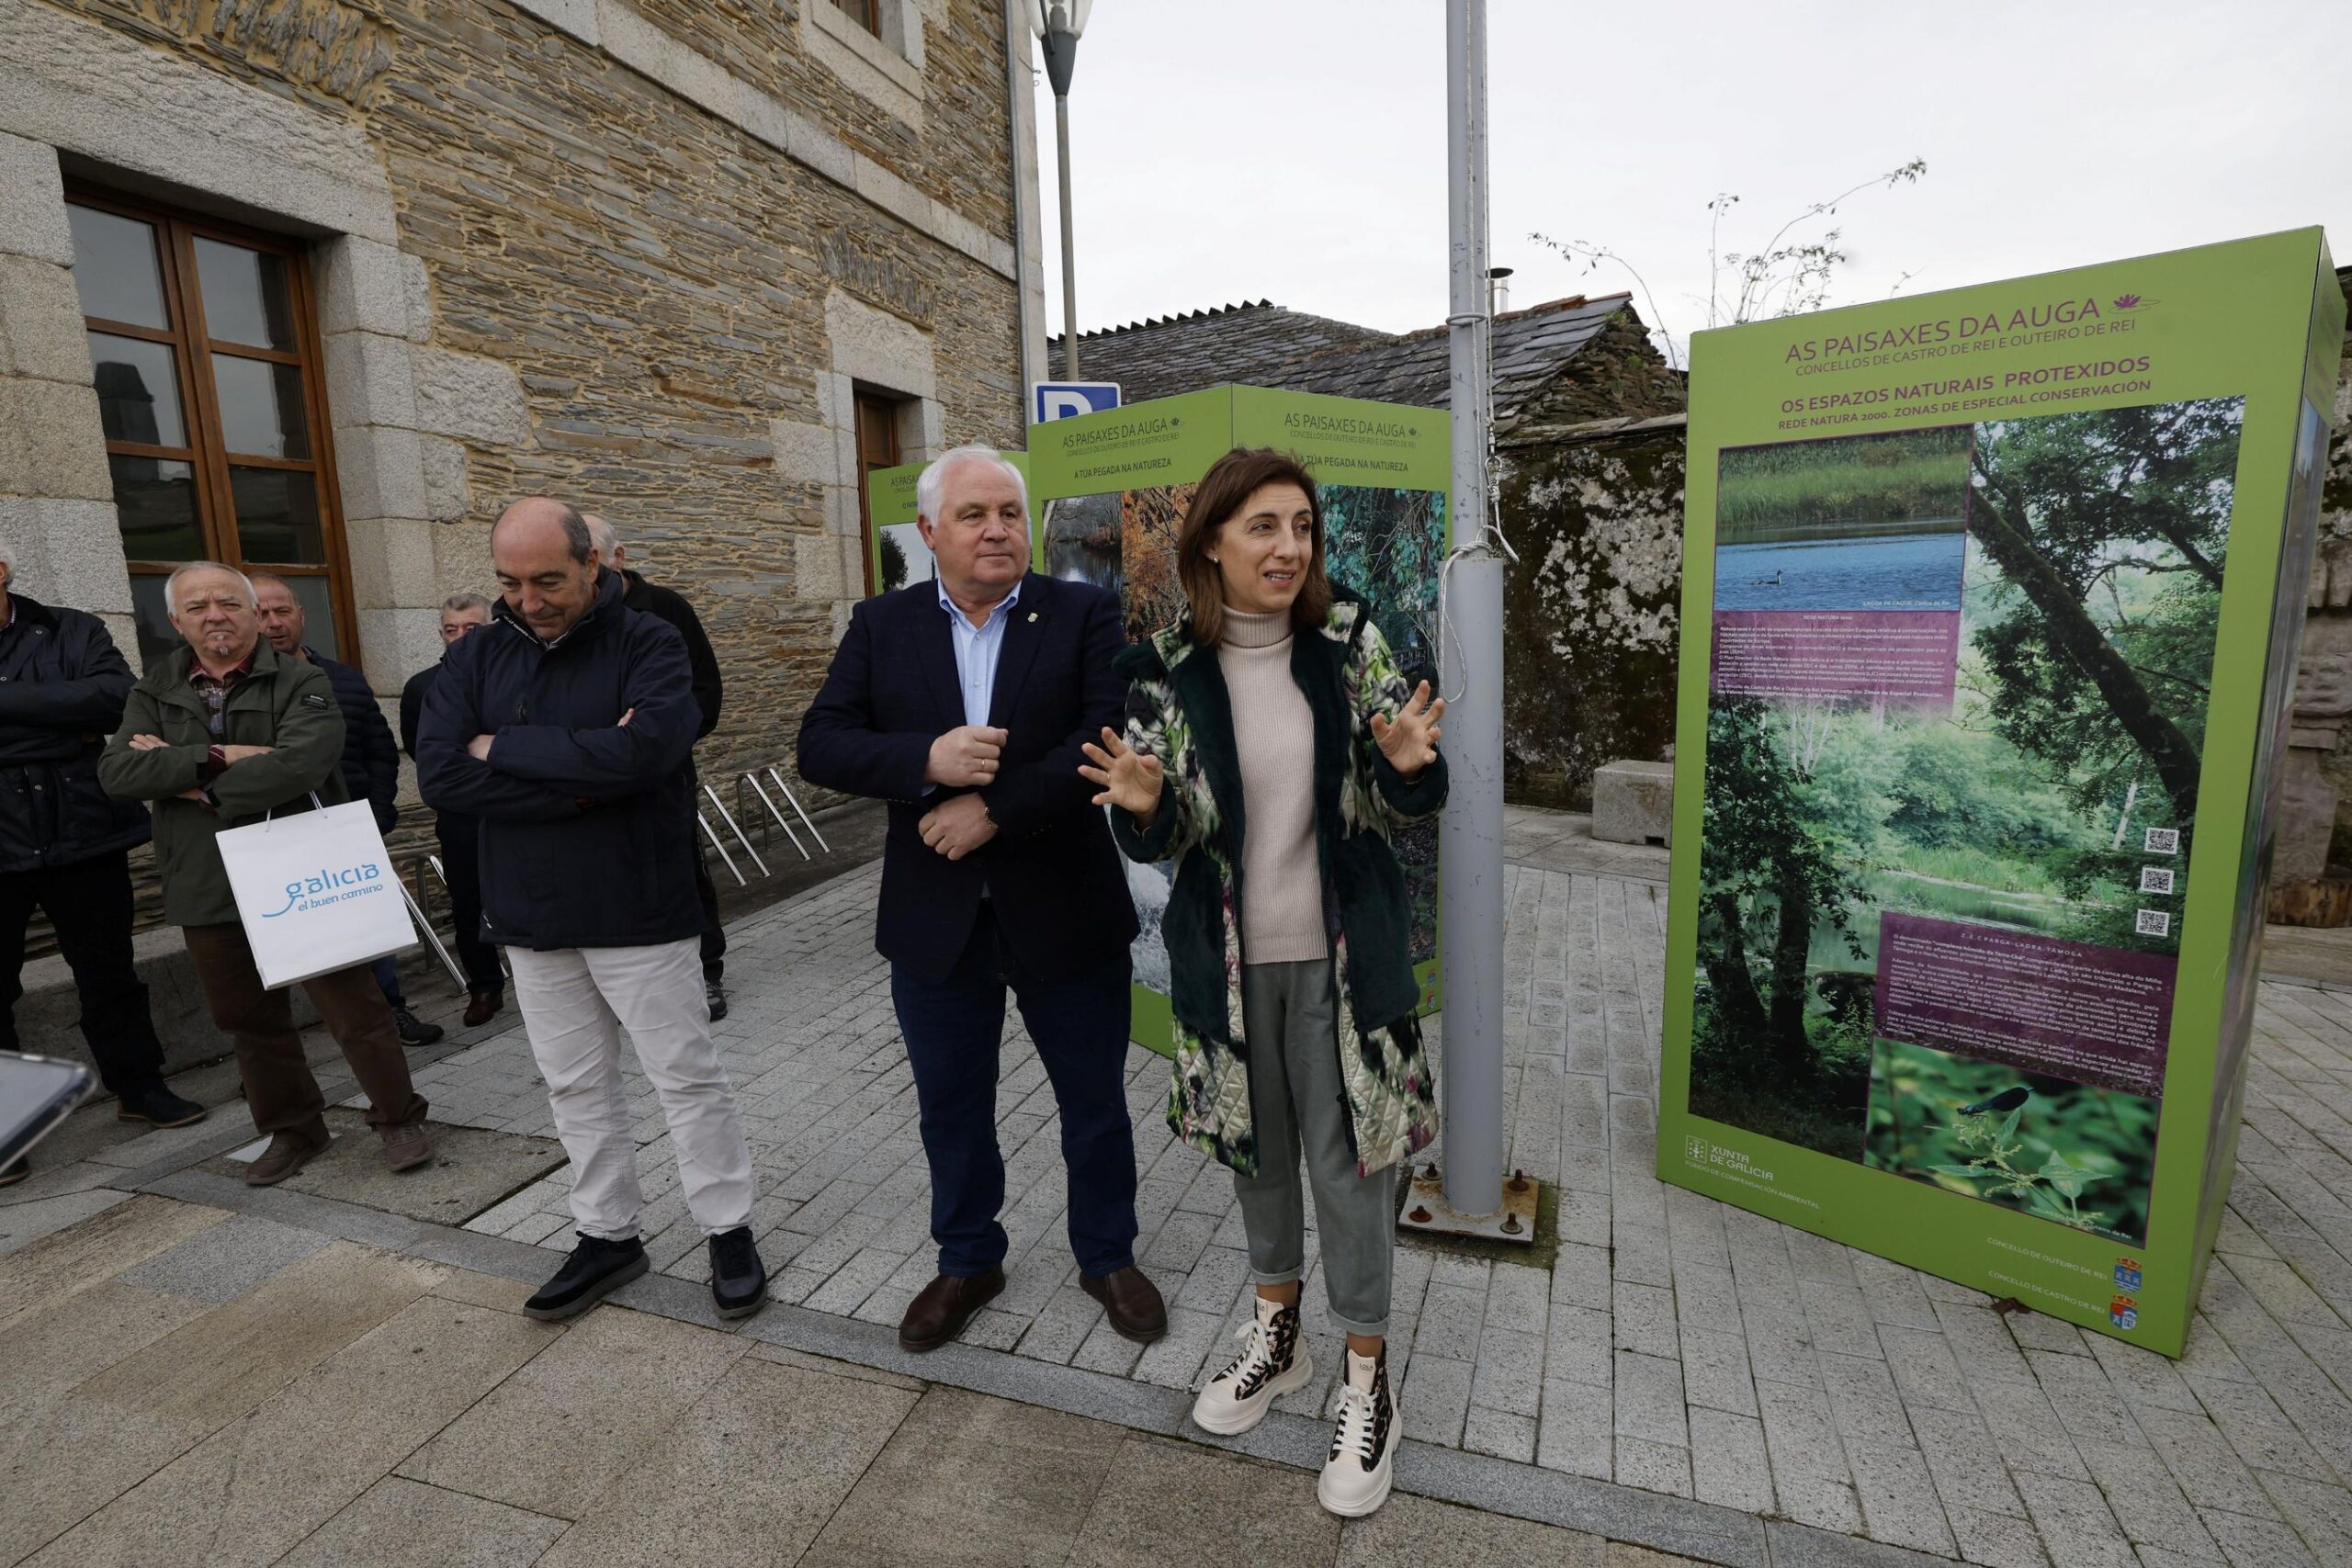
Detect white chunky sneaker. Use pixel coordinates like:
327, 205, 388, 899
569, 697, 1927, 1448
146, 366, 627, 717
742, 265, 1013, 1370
1317, 1348, 1398, 1517
1191, 1294, 1313, 1436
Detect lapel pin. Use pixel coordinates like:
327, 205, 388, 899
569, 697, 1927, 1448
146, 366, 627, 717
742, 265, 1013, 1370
1027, 612, 1038, 623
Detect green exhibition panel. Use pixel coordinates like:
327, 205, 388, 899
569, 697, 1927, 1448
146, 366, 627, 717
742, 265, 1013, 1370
865, 450, 1029, 596
1027, 386, 1453, 1056
1657, 231, 2344, 1354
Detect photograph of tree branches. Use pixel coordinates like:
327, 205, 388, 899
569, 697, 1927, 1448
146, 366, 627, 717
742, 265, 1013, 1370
1690, 400, 2243, 1188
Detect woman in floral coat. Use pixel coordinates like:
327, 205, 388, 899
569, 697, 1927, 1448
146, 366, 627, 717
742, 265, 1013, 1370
1080, 446, 1446, 1517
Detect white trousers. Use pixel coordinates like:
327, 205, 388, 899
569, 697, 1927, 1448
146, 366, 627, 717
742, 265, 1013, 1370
506, 937, 754, 1241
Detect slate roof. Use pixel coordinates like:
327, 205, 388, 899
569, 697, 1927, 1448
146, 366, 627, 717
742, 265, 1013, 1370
1048, 292, 1644, 429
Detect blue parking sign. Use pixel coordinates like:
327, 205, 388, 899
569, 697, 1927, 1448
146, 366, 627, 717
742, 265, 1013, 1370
1031, 381, 1121, 424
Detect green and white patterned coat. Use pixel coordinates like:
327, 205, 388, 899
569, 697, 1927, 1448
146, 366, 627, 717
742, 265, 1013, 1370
1111, 592, 1447, 1179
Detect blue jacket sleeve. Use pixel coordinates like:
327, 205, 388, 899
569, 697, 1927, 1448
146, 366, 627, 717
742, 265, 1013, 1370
482, 618, 697, 793
796, 598, 933, 804
336, 662, 402, 834
981, 584, 1126, 838
415, 640, 583, 822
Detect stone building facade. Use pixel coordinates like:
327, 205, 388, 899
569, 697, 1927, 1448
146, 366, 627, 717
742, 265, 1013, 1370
0, 0, 1046, 818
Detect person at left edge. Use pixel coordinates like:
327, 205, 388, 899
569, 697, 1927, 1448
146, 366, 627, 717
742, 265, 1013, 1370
250, 572, 443, 1050
98, 561, 431, 1187
582, 513, 728, 1022
417, 498, 766, 1325
0, 539, 204, 1189
797, 444, 1163, 1354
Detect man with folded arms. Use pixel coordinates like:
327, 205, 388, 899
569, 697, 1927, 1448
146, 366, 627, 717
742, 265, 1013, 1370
798, 444, 1164, 1352
99, 562, 430, 1185
419, 498, 766, 1323
0, 539, 203, 1185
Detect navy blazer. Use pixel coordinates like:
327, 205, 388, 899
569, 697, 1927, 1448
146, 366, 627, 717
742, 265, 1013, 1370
797, 571, 1138, 985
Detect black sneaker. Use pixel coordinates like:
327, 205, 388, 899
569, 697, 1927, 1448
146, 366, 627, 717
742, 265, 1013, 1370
524, 1233, 649, 1321
393, 1008, 445, 1048
116, 1081, 207, 1128
705, 979, 729, 1022
709, 1225, 767, 1319
0, 1157, 27, 1188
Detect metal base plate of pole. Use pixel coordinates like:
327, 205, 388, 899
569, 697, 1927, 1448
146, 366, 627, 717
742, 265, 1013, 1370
1399, 1163, 1538, 1244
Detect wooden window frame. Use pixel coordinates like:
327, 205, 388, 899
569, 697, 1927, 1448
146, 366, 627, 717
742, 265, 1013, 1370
829, 0, 884, 39
66, 183, 362, 675
853, 389, 907, 596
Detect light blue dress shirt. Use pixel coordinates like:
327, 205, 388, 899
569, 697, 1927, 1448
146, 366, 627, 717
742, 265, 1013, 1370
937, 576, 1023, 728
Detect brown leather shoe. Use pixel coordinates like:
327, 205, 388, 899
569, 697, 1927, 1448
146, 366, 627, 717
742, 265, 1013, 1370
243, 1128, 327, 1187
379, 1121, 432, 1172
898, 1267, 1005, 1352
463, 990, 503, 1028
1081, 1265, 1169, 1344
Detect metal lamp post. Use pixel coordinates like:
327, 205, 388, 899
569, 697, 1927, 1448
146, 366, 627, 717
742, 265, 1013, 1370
1027, 0, 1092, 378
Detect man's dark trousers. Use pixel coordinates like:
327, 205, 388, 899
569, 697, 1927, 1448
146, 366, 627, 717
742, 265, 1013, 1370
0, 847, 164, 1091
435, 813, 502, 996
686, 760, 723, 983
890, 904, 1138, 1278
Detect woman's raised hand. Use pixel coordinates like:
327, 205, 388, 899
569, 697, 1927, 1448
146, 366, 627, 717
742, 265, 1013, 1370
1370, 681, 1445, 777
1079, 726, 1164, 818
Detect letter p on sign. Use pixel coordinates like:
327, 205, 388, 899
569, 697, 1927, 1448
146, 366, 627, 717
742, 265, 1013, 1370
1031, 381, 1122, 424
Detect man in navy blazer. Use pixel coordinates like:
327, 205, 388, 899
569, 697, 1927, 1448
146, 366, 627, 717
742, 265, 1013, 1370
798, 445, 1162, 1352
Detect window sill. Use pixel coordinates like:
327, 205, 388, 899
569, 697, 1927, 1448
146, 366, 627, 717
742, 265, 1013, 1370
804, 0, 925, 125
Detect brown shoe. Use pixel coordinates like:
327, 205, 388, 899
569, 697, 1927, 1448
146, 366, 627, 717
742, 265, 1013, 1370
463, 990, 503, 1028
898, 1267, 1005, 1352
1081, 1266, 1169, 1344
243, 1128, 327, 1187
380, 1121, 433, 1172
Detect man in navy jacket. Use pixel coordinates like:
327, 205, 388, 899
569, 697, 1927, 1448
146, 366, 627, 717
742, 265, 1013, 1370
798, 445, 1161, 1354
251, 573, 441, 1048
418, 498, 764, 1324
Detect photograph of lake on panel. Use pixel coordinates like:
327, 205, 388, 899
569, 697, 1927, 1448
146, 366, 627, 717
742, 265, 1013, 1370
1713, 424, 1973, 610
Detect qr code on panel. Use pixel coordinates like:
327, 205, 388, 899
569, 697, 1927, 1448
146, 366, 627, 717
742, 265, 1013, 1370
2140, 867, 2176, 895
2143, 828, 2180, 853
2136, 909, 2172, 937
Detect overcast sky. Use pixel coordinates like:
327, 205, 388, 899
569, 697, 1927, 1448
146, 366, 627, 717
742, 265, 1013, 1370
1030, 0, 2346, 365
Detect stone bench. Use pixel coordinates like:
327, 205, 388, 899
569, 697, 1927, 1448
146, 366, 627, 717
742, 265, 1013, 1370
1592, 759, 1674, 847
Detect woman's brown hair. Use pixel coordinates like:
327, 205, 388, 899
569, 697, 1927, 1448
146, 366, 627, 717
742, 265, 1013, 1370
1175, 447, 1333, 647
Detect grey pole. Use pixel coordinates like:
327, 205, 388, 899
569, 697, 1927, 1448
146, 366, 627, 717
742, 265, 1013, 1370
1038, 17, 1081, 378
1440, 0, 1505, 1223
1053, 92, 1080, 378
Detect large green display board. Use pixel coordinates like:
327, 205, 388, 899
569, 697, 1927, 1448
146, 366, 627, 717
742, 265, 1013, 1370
1659, 231, 2343, 1354
1028, 387, 1453, 1055
865, 450, 1028, 596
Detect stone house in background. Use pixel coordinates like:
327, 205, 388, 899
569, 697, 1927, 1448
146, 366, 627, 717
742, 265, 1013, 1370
1053, 292, 1689, 808
0, 0, 1047, 837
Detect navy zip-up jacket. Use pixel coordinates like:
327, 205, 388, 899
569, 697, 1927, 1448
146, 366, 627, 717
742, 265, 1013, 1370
414, 570, 702, 951
307, 647, 400, 836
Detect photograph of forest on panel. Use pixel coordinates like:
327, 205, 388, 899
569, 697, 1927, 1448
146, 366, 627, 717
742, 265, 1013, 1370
1690, 399, 2243, 1247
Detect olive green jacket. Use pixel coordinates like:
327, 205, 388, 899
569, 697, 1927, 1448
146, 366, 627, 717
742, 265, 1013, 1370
98, 641, 350, 927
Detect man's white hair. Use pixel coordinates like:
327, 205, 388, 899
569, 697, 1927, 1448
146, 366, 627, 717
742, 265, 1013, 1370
582, 513, 617, 559
164, 559, 256, 609
915, 445, 1027, 521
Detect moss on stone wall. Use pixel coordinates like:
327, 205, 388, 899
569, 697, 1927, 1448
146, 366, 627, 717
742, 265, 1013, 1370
1498, 416, 1686, 810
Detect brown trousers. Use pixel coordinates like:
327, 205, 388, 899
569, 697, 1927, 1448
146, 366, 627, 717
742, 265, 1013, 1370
182, 922, 427, 1137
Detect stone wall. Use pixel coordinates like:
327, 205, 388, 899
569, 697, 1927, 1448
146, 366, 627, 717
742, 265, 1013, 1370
1498, 414, 1686, 811
0, 0, 1038, 797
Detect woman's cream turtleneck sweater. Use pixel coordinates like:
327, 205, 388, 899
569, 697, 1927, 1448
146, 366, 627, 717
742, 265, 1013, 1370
1216, 604, 1328, 964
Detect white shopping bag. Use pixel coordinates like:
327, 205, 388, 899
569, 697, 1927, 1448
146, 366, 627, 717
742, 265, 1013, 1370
215, 795, 416, 989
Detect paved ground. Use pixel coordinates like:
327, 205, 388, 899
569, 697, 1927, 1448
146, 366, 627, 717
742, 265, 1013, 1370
0, 1193, 1706, 1568
7, 806, 2351, 1568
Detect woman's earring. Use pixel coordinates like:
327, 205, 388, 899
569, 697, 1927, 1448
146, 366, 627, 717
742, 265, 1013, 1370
1207, 556, 1219, 565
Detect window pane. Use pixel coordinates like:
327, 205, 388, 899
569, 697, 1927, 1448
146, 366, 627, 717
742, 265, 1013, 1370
272, 574, 341, 661
212, 355, 311, 459
89, 333, 187, 448
130, 575, 183, 671
228, 466, 324, 563
109, 455, 204, 560
65, 205, 168, 329
191, 238, 296, 350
